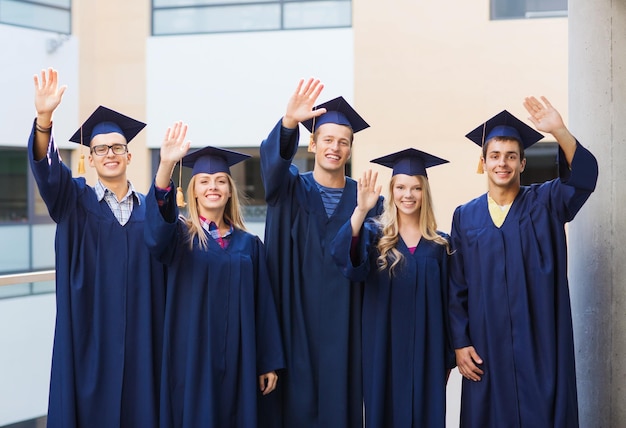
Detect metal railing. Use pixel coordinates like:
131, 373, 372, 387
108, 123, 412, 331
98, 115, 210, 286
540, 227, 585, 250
0, 270, 56, 299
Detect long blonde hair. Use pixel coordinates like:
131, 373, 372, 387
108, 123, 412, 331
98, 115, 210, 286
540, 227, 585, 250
183, 173, 247, 250
376, 175, 450, 276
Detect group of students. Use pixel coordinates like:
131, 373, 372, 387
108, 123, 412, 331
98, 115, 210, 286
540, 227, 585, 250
30, 68, 598, 428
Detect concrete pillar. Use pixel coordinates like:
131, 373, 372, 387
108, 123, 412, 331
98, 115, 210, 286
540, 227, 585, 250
569, 1, 626, 426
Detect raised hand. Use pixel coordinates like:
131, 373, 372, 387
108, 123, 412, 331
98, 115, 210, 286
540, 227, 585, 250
523, 95, 577, 164
34, 67, 67, 120
160, 121, 191, 164
282, 78, 327, 128
350, 169, 381, 236
155, 121, 191, 188
523, 96, 566, 135
357, 169, 382, 213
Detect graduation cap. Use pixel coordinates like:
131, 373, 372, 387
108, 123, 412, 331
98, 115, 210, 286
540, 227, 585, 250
301, 96, 369, 150
466, 110, 544, 150
176, 146, 250, 208
466, 110, 544, 173
371, 148, 449, 178
69, 105, 146, 147
67, 106, 145, 174
182, 146, 251, 177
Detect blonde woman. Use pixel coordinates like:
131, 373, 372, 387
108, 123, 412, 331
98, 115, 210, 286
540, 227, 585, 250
331, 148, 455, 428
145, 122, 284, 428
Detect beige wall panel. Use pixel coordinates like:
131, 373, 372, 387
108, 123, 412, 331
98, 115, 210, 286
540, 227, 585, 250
353, 1, 568, 233
74, 0, 151, 192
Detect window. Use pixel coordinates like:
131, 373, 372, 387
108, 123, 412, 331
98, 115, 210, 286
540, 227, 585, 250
491, 0, 566, 20
152, 0, 351, 35
0, 0, 71, 34
521, 142, 558, 185
0, 148, 28, 223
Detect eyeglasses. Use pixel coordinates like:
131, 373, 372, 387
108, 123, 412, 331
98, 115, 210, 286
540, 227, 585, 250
91, 144, 128, 156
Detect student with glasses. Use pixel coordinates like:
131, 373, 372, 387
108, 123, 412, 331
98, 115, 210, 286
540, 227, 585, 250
29, 67, 166, 428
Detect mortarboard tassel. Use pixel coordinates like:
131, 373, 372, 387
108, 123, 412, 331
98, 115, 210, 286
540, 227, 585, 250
77, 126, 85, 174
176, 162, 187, 208
78, 154, 85, 174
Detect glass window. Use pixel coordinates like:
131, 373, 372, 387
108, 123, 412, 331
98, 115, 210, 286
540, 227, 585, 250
154, 3, 280, 34
152, 0, 351, 35
0, 0, 71, 34
155, 0, 273, 6
284, 1, 351, 29
492, 0, 566, 20
0, 148, 28, 223
0, 225, 30, 272
521, 142, 558, 185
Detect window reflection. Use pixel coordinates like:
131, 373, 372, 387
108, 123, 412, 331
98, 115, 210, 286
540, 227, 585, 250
152, 0, 351, 35
0, 0, 71, 34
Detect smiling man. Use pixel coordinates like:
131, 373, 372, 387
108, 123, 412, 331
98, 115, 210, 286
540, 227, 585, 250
29, 68, 165, 428
449, 97, 599, 428
258, 78, 383, 428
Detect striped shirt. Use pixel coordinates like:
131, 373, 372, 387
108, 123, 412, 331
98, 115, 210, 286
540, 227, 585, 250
94, 180, 139, 226
315, 182, 344, 218
281, 125, 344, 217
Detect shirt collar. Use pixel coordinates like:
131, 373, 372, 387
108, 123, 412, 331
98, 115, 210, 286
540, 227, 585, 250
199, 216, 233, 236
95, 180, 140, 205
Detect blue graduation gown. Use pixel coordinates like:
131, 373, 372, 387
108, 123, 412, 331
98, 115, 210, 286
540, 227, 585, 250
259, 121, 383, 428
27, 124, 166, 428
144, 183, 284, 428
448, 143, 598, 428
331, 219, 455, 428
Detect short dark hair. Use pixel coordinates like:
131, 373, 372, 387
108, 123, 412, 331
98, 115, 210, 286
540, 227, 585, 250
483, 136, 525, 160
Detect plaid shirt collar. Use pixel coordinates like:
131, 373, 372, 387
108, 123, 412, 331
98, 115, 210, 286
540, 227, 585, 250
94, 180, 141, 205
200, 216, 233, 248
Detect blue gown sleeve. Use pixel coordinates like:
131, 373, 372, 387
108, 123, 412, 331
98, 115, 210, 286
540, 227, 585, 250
533, 141, 598, 224
28, 121, 81, 223
144, 180, 182, 265
260, 120, 301, 206
331, 219, 379, 283
554, 141, 599, 222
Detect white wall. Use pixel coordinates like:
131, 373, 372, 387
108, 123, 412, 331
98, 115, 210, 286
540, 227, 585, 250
146, 28, 355, 149
0, 293, 55, 426
0, 24, 79, 149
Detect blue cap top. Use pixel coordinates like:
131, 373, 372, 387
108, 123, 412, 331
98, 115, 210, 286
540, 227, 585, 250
301, 96, 369, 134
182, 146, 250, 176
370, 148, 449, 178
465, 109, 543, 150
69, 105, 146, 146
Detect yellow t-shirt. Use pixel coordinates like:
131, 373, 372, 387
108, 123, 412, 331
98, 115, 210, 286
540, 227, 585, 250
487, 194, 512, 228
